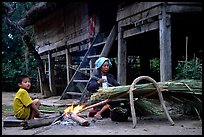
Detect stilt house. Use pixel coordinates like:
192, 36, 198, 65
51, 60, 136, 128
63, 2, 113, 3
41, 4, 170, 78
20, 2, 202, 100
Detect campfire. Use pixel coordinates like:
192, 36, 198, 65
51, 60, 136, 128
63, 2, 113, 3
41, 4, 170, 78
64, 104, 86, 115
21, 103, 93, 130
61, 104, 90, 126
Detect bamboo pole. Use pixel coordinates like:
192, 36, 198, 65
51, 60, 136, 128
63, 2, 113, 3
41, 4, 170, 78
77, 92, 128, 114
129, 76, 175, 128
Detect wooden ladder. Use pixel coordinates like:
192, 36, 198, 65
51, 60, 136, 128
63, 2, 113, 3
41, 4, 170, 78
60, 25, 117, 101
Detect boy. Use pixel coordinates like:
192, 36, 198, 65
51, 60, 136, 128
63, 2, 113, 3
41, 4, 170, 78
13, 74, 41, 120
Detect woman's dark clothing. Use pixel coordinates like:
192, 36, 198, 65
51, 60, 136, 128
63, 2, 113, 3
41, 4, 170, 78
87, 70, 120, 117
87, 70, 120, 93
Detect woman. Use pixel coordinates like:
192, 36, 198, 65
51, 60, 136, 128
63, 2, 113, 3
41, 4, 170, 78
87, 57, 120, 120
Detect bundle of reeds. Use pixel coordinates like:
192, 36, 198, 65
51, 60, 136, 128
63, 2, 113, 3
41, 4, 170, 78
134, 98, 163, 116
90, 79, 202, 117
90, 79, 202, 100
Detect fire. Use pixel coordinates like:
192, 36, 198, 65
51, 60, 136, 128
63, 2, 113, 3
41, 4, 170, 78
64, 104, 86, 115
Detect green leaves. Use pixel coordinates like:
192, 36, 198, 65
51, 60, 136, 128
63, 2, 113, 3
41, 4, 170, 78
175, 58, 202, 80
2, 2, 38, 92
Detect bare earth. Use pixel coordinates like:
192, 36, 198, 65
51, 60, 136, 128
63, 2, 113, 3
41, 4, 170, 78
2, 92, 202, 135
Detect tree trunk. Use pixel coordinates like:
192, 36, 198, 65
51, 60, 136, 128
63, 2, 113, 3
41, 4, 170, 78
23, 33, 52, 97
21, 113, 61, 129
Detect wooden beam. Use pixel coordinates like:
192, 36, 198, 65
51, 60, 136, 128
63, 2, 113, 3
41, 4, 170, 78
119, 5, 161, 27
66, 48, 71, 84
37, 38, 66, 54
48, 51, 57, 95
117, 25, 127, 85
37, 67, 43, 95
52, 50, 66, 57
123, 20, 159, 38
117, 2, 162, 21
159, 4, 172, 82
166, 4, 202, 13
100, 24, 117, 57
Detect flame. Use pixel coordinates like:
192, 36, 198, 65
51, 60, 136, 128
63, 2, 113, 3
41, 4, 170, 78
64, 104, 86, 115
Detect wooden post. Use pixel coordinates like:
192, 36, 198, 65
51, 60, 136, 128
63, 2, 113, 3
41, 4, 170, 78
66, 48, 71, 84
159, 3, 172, 82
185, 36, 188, 62
48, 50, 57, 95
117, 23, 127, 85
37, 67, 43, 95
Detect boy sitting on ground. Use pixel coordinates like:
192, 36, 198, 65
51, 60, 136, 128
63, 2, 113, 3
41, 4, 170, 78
13, 74, 41, 120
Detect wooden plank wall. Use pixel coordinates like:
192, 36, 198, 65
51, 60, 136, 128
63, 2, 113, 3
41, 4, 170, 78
34, 2, 90, 55
64, 2, 89, 46
34, 8, 65, 54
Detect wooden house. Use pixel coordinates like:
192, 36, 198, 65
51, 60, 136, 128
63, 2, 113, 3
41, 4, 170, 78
20, 2, 202, 100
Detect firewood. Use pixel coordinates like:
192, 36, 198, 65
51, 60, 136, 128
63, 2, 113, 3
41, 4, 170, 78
21, 113, 61, 130
68, 113, 90, 126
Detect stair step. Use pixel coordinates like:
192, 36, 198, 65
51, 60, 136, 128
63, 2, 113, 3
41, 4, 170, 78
65, 92, 82, 96
87, 54, 100, 59
93, 41, 106, 47
73, 80, 89, 83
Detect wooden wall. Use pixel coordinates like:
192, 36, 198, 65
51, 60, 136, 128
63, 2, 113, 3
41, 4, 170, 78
34, 2, 97, 55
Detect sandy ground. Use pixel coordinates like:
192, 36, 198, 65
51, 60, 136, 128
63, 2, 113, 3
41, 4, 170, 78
2, 92, 202, 135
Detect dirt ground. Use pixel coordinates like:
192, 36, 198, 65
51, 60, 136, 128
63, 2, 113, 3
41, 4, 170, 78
2, 92, 202, 135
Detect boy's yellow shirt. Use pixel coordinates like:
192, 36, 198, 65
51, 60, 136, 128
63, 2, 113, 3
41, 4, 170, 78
13, 88, 33, 119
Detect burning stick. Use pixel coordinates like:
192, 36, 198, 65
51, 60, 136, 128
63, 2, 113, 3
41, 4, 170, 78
77, 99, 111, 114
62, 104, 90, 126
66, 112, 90, 126
77, 92, 129, 114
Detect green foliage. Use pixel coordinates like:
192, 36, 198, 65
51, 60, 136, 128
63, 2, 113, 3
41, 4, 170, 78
128, 56, 140, 69
174, 58, 202, 80
150, 58, 160, 73
2, 2, 38, 92
2, 53, 38, 92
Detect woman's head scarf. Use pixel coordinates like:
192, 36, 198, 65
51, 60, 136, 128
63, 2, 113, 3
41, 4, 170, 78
95, 57, 112, 69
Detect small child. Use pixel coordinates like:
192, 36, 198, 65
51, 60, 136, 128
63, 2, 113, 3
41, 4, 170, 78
13, 74, 41, 120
